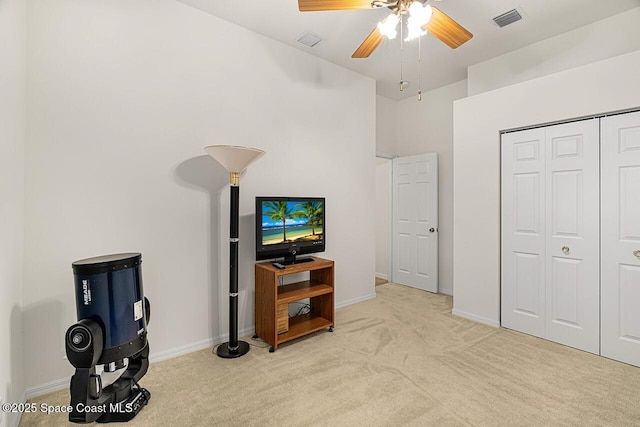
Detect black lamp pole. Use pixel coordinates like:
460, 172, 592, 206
203, 145, 264, 359
217, 173, 250, 358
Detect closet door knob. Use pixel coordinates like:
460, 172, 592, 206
562, 246, 570, 255
634, 250, 640, 259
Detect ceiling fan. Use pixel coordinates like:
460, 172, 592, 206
298, 0, 473, 58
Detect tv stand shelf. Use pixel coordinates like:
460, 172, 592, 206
254, 257, 334, 352
278, 281, 332, 303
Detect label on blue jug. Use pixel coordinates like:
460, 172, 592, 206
134, 300, 143, 321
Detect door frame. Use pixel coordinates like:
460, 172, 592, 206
376, 152, 395, 283
376, 151, 440, 290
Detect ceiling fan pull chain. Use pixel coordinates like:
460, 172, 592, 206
398, 14, 410, 92
400, 14, 404, 91
418, 34, 422, 101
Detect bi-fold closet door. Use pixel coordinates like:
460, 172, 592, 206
502, 111, 640, 366
601, 111, 640, 366
501, 119, 600, 355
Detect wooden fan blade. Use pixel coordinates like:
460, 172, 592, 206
423, 6, 473, 49
352, 27, 384, 58
299, 0, 375, 12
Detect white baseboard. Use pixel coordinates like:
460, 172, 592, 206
451, 308, 500, 328
26, 377, 68, 399
149, 337, 214, 364
335, 293, 376, 309
25, 326, 256, 400
7, 393, 26, 427
438, 287, 453, 296
149, 326, 255, 364
375, 272, 388, 281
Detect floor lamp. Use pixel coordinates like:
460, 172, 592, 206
204, 145, 265, 358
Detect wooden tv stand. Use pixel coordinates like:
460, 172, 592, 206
254, 257, 334, 352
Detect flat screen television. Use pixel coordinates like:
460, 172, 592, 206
255, 197, 325, 265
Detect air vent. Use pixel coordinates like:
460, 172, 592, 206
296, 31, 323, 48
493, 8, 523, 28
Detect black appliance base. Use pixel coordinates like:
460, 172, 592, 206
216, 340, 250, 358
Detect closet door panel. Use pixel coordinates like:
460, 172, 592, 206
550, 257, 583, 327
545, 119, 600, 354
501, 129, 546, 337
601, 111, 640, 367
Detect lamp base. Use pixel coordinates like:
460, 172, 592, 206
216, 340, 250, 358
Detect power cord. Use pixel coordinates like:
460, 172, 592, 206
290, 302, 310, 317
248, 335, 270, 349
211, 335, 270, 352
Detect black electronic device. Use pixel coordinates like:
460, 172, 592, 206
256, 197, 325, 265
65, 253, 151, 423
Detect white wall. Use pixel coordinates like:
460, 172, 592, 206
396, 80, 467, 295
376, 95, 397, 155
24, 0, 375, 392
453, 50, 640, 326
375, 159, 390, 279
0, 0, 26, 424
468, 7, 640, 96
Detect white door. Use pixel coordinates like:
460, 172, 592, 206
501, 119, 600, 354
601, 111, 640, 367
544, 119, 600, 354
392, 153, 438, 293
501, 128, 546, 338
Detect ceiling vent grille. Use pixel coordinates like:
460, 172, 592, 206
296, 31, 323, 48
493, 8, 523, 28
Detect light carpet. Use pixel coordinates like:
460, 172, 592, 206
21, 283, 640, 426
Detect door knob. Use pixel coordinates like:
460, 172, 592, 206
634, 250, 640, 259
562, 246, 570, 255
429, 228, 435, 233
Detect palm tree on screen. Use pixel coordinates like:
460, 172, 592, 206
263, 201, 293, 242
292, 201, 323, 235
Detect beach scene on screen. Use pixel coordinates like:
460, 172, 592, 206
261, 200, 323, 245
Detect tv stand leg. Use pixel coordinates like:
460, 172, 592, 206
269, 346, 275, 353
252, 333, 259, 339
328, 326, 333, 332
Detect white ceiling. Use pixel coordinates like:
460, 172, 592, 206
177, 0, 640, 100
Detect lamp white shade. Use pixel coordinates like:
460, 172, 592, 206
204, 145, 265, 173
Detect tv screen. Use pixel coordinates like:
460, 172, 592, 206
255, 197, 325, 264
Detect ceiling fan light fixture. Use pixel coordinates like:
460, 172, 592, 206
377, 13, 399, 39
405, 18, 426, 41
408, 2, 432, 26
404, 2, 431, 41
